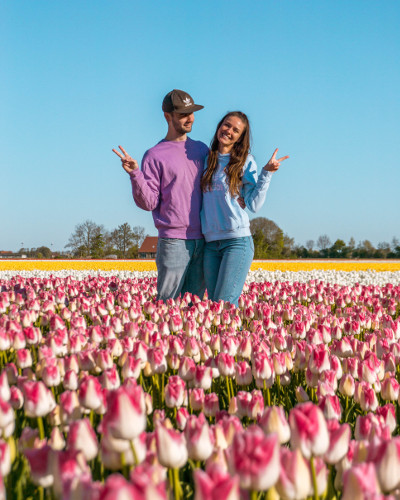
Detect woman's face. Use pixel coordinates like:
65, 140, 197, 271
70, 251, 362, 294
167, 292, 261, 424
217, 115, 245, 151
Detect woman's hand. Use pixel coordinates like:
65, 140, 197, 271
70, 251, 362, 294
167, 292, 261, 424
263, 148, 289, 172
112, 145, 139, 174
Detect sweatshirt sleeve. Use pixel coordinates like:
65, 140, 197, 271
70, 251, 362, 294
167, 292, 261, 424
241, 156, 273, 213
129, 152, 161, 211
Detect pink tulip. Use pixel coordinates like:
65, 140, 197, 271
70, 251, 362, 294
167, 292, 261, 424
22, 380, 56, 418
185, 414, 214, 461
101, 385, 146, 440
289, 402, 329, 459
368, 436, 400, 493
0, 440, 10, 477
235, 361, 252, 386
63, 370, 79, 391
51, 449, 91, 497
99, 473, 146, 500
165, 375, 186, 409
259, 406, 290, 444
276, 448, 311, 500
194, 463, 239, 500
318, 394, 342, 420
190, 388, 205, 412
339, 374, 355, 397
155, 422, 188, 469
10, 386, 24, 410
130, 462, 168, 500
376, 404, 397, 435
178, 357, 196, 382
0, 372, 10, 402
60, 390, 82, 426
342, 462, 380, 500
199, 394, 217, 419
78, 376, 104, 411
193, 366, 212, 390
24, 445, 54, 487
324, 419, 351, 464
67, 418, 99, 461
176, 407, 190, 430
381, 377, 400, 401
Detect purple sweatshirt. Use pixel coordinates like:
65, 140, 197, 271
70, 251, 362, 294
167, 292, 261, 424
130, 138, 209, 239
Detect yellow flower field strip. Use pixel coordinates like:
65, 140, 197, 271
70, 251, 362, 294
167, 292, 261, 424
1, 260, 400, 272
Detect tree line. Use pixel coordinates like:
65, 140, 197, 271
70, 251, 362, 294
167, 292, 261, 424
16, 218, 400, 259
250, 217, 400, 259
65, 221, 146, 258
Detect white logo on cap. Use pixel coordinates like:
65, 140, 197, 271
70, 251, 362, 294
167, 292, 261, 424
183, 97, 192, 107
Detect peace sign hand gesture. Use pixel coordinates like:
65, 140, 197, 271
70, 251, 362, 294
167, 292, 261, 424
263, 148, 289, 172
112, 145, 139, 174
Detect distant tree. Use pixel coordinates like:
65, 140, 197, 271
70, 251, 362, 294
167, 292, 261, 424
348, 237, 356, 250
111, 223, 134, 258
132, 226, 146, 248
305, 240, 314, 252
354, 240, 375, 258
375, 242, 391, 259
282, 234, 295, 257
250, 218, 287, 258
66, 220, 105, 257
330, 239, 349, 258
34, 246, 52, 258
91, 233, 105, 258
110, 223, 146, 258
317, 234, 332, 251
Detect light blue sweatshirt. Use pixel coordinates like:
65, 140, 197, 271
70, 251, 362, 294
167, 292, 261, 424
200, 153, 273, 242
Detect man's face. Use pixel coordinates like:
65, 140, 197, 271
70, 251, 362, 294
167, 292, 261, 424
168, 111, 195, 135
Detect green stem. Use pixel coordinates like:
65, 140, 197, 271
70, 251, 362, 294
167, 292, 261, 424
250, 491, 258, 500
37, 416, 45, 441
310, 455, 319, 500
173, 467, 182, 500
226, 376, 232, 405
130, 440, 139, 466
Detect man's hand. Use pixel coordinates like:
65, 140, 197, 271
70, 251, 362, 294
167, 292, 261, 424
237, 196, 246, 209
264, 148, 289, 172
112, 145, 139, 174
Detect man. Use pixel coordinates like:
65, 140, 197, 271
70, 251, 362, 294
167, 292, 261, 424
113, 89, 209, 301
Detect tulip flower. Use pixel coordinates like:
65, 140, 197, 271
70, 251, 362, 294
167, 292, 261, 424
155, 422, 188, 469
227, 425, 280, 491
259, 406, 290, 444
276, 448, 312, 500
289, 402, 329, 459
24, 445, 54, 487
185, 414, 214, 461
67, 418, 99, 461
165, 375, 186, 408
22, 380, 56, 418
342, 462, 381, 500
194, 463, 239, 500
100, 385, 146, 441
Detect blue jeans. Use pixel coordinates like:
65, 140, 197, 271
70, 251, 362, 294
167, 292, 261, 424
156, 238, 205, 302
203, 236, 254, 306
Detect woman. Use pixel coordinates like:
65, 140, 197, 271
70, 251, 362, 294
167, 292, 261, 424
200, 111, 289, 306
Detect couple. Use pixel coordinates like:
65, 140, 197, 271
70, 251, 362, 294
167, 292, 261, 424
113, 89, 288, 307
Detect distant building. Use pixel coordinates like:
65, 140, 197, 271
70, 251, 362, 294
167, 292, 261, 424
138, 237, 158, 259
0, 251, 14, 259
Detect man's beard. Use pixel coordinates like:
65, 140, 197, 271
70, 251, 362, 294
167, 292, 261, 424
172, 120, 192, 135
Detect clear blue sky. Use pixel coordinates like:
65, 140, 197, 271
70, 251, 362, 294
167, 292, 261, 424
1, 0, 399, 252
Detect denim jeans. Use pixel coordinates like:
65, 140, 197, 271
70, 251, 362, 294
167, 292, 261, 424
203, 236, 254, 306
156, 238, 205, 302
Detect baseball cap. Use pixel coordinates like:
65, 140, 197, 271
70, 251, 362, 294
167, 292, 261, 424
162, 89, 204, 114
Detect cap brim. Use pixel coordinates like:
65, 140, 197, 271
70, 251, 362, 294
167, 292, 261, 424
174, 104, 204, 114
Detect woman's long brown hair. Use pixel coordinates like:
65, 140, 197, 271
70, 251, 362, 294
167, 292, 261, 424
201, 111, 251, 198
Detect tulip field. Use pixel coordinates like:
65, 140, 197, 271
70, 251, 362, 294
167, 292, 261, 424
1, 262, 400, 499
